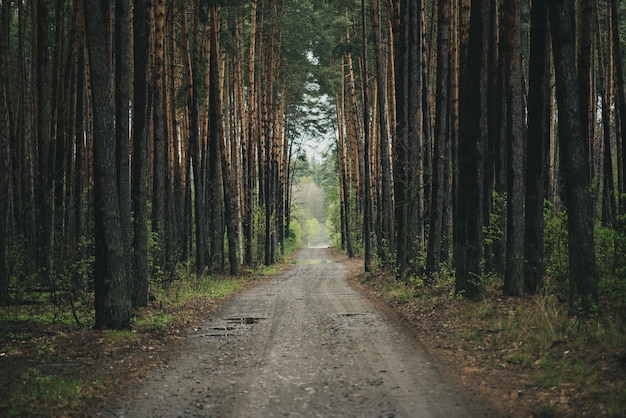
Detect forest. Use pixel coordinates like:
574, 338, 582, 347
1, 0, 626, 332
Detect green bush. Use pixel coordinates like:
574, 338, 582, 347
543, 202, 569, 299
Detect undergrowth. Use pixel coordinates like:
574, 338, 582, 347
360, 268, 626, 416
7, 368, 85, 417
0, 259, 290, 416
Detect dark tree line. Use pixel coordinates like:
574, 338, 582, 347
0, 0, 325, 328
2, 0, 626, 327
326, 0, 626, 316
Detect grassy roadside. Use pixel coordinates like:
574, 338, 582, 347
352, 266, 626, 417
0, 262, 289, 417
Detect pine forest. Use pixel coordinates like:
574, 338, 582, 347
2, 1, 626, 412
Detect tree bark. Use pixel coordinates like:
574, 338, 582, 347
524, 0, 550, 294
132, 0, 150, 307
392, 0, 424, 280
549, 0, 599, 315
35, 0, 56, 291
370, 0, 394, 262
610, 0, 626, 218
502, 0, 525, 297
362, 0, 372, 273
426, 0, 451, 276
0, 22, 9, 305
115, 0, 131, 295
152, 0, 167, 271
455, 0, 487, 298
208, 5, 224, 269
84, 0, 130, 329
598, 2, 616, 227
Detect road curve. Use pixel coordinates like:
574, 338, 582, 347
102, 247, 476, 418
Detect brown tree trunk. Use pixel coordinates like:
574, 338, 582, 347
243, 0, 258, 267
208, 5, 224, 269
152, 0, 167, 271
35, 0, 56, 290
549, 0, 599, 315
115, 0, 131, 294
455, 0, 487, 298
599, 3, 616, 227
84, 0, 130, 329
0, 13, 9, 304
337, 81, 354, 257
426, 0, 451, 276
221, 56, 240, 275
524, 0, 551, 294
132, 0, 150, 307
393, 0, 424, 280
370, 0, 394, 263
502, 0, 525, 297
610, 0, 626, 218
361, 0, 372, 272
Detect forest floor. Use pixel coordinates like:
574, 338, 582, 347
0, 248, 623, 417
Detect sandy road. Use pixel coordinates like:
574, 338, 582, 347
102, 248, 476, 417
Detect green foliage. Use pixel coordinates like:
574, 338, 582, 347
134, 311, 176, 331
7, 236, 27, 288
596, 216, 626, 323
284, 220, 303, 255
483, 191, 505, 247
361, 258, 626, 415
103, 329, 136, 344
0, 300, 93, 327
168, 273, 243, 304
147, 208, 164, 283
543, 202, 569, 298
325, 185, 343, 248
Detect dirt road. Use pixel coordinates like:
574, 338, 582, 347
102, 248, 477, 417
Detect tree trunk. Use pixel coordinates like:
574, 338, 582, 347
361, 0, 372, 273
549, 0, 599, 315
243, 0, 258, 267
152, 0, 167, 271
180, 0, 207, 273
610, 0, 626, 218
115, 0, 131, 295
0, 25, 9, 305
426, 0, 451, 276
524, 0, 550, 294
392, 0, 424, 280
455, 0, 487, 298
370, 0, 394, 263
337, 86, 354, 257
84, 0, 130, 329
208, 5, 224, 269
132, 0, 150, 307
221, 60, 240, 275
598, 3, 616, 227
502, 0, 525, 297
577, 0, 595, 173
35, 0, 56, 292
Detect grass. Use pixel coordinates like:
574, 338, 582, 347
8, 368, 84, 416
1, 271, 263, 415
1, 251, 303, 417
